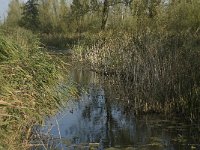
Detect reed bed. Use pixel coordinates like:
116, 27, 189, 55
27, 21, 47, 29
0, 27, 75, 149
72, 2, 200, 121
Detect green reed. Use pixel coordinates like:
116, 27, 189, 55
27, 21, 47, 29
0, 27, 76, 149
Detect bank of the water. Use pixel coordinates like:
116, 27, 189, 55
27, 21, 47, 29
69, 1, 200, 121
0, 28, 74, 149
72, 26, 200, 122
32, 68, 200, 150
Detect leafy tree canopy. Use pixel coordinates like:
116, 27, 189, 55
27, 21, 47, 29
19, 0, 40, 31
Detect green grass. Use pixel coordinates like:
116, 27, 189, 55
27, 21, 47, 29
0, 27, 76, 149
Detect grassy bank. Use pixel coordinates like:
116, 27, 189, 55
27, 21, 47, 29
0, 27, 74, 149
72, 2, 200, 121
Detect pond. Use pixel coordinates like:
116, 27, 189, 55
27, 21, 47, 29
31, 67, 200, 150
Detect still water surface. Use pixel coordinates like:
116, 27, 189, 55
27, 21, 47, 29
33, 68, 200, 150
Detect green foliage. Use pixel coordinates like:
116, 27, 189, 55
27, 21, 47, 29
72, 0, 200, 120
1, 0, 200, 148
19, 0, 40, 31
38, 0, 70, 33
0, 27, 74, 149
5, 0, 22, 26
40, 33, 81, 49
3, 0, 200, 122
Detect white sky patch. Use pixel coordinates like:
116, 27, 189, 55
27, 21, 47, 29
0, 0, 27, 22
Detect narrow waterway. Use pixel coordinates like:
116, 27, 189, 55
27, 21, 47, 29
32, 67, 200, 150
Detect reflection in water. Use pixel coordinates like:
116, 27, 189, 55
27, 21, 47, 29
35, 68, 200, 150
40, 84, 136, 149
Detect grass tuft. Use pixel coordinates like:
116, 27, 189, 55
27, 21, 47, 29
0, 27, 74, 149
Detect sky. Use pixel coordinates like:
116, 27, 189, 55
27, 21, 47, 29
0, 0, 73, 22
0, 0, 11, 21
0, 0, 27, 22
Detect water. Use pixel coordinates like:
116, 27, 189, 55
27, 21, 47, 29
32, 68, 200, 150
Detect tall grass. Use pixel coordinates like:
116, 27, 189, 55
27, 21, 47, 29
72, 2, 200, 121
0, 27, 75, 149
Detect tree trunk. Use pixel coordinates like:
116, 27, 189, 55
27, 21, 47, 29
101, 0, 109, 30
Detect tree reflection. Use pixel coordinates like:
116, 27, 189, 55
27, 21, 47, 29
39, 69, 200, 150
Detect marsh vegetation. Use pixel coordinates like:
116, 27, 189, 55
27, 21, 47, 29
0, 27, 75, 149
0, 0, 200, 149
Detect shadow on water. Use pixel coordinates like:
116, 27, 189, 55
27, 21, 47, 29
31, 67, 200, 150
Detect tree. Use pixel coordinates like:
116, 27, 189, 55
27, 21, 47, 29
101, 0, 133, 30
6, 0, 22, 26
71, 0, 90, 32
148, 0, 161, 18
130, 0, 161, 18
58, 0, 70, 32
19, 0, 40, 31
101, 0, 109, 30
